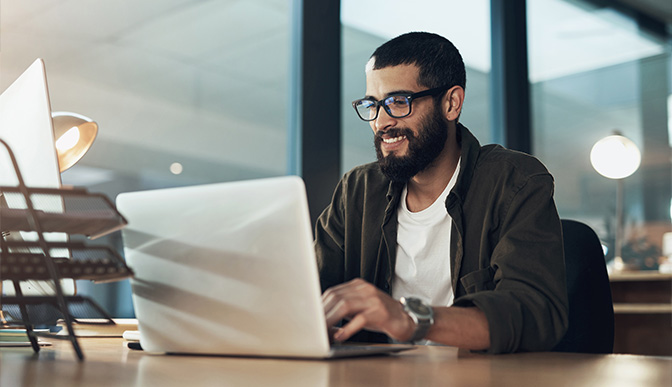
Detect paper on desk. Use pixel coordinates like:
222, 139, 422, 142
0, 341, 52, 347
0, 328, 52, 347
56, 318, 138, 337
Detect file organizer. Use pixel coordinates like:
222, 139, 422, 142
0, 139, 133, 360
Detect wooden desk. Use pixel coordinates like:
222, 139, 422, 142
1, 338, 671, 386
610, 272, 672, 356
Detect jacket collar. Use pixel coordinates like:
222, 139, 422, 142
448, 123, 481, 209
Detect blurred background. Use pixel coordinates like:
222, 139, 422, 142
0, 0, 670, 322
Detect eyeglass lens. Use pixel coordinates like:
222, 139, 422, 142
355, 95, 411, 121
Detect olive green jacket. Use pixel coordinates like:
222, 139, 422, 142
315, 124, 568, 354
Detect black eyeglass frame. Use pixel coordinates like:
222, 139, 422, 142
351, 84, 452, 122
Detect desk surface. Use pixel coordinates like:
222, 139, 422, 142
610, 271, 672, 282
1, 338, 671, 387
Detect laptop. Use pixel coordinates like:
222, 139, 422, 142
116, 176, 413, 358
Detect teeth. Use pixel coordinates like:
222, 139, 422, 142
383, 136, 406, 144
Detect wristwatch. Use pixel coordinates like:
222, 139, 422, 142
400, 297, 434, 343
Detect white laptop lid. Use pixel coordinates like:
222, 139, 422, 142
117, 176, 332, 358
0, 58, 74, 296
0, 59, 60, 188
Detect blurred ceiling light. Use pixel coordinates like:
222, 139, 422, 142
52, 111, 98, 172
170, 162, 183, 175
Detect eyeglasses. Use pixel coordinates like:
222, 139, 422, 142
351, 85, 451, 122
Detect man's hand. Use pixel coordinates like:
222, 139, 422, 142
322, 278, 415, 342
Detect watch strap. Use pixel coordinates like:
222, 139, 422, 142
401, 297, 434, 343
409, 319, 431, 342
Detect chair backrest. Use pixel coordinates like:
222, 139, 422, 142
553, 219, 614, 353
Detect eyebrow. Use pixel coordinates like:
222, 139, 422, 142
364, 89, 416, 100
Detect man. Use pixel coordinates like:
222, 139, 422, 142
315, 32, 568, 354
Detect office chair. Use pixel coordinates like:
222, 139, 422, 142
553, 219, 615, 353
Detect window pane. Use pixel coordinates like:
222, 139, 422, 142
528, 0, 672, 270
0, 1, 291, 191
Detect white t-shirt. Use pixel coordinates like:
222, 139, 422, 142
391, 160, 461, 308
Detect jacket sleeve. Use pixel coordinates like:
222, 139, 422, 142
453, 173, 569, 353
314, 176, 347, 293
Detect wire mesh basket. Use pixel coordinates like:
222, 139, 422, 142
0, 138, 131, 360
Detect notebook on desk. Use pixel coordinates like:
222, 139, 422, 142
116, 176, 412, 359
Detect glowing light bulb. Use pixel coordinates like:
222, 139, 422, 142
55, 127, 81, 152
590, 135, 641, 179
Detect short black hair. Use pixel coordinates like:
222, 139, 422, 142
370, 32, 466, 91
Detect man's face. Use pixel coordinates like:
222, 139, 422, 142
365, 63, 449, 182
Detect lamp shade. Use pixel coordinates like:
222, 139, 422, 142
590, 134, 641, 180
52, 111, 98, 172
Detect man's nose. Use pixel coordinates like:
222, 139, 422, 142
372, 106, 397, 133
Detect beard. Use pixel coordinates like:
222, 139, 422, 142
374, 106, 449, 182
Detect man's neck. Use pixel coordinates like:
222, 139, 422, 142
405, 136, 461, 213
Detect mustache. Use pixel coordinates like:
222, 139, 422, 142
374, 128, 415, 141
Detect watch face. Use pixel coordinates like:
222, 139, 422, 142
407, 298, 432, 317
403, 297, 434, 342
415, 303, 432, 315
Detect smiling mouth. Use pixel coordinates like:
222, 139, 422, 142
382, 135, 406, 144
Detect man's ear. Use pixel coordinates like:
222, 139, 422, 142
443, 86, 465, 121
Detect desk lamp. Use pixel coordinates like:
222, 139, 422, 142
590, 132, 641, 271
51, 111, 98, 172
